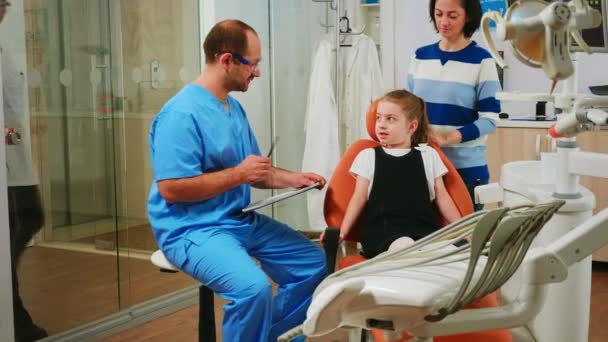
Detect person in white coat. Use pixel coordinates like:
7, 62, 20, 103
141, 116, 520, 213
1, 1, 47, 340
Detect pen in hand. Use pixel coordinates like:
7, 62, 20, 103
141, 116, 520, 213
267, 136, 279, 158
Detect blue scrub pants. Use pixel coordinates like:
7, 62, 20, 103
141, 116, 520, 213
177, 214, 326, 342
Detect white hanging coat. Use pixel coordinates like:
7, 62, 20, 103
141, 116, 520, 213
339, 34, 384, 148
302, 37, 340, 231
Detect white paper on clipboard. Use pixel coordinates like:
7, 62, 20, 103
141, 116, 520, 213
242, 181, 322, 213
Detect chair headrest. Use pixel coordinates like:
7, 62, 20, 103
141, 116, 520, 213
365, 99, 380, 142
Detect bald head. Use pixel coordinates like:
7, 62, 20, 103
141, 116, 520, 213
203, 19, 258, 64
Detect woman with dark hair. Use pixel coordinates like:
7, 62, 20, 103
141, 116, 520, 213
406, 0, 501, 210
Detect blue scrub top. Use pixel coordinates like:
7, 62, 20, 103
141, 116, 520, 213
147, 84, 261, 254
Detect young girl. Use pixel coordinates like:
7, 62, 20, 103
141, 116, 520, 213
338, 89, 461, 258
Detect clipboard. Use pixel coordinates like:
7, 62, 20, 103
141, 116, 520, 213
242, 181, 322, 213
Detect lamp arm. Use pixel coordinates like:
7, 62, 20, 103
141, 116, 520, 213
481, 11, 508, 69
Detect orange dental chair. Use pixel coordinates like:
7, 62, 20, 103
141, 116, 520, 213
321, 99, 512, 342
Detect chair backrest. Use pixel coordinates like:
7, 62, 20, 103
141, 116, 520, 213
323, 99, 474, 242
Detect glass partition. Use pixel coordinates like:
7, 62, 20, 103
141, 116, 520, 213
16, 0, 123, 334
9, 0, 200, 337
113, 0, 201, 309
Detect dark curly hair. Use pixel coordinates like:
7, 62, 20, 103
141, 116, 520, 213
429, 0, 482, 38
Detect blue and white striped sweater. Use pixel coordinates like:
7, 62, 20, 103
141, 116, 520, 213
406, 41, 501, 182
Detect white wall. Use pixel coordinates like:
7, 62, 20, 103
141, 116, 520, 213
383, 0, 608, 118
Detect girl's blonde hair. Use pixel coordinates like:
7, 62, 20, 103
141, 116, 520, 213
380, 89, 431, 147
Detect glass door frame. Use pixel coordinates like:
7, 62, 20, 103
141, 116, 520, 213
42, 0, 117, 242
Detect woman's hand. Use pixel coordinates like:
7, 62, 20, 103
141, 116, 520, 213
430, 130, 462, 146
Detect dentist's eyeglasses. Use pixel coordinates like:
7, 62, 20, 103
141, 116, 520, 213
217, 52, 260, 71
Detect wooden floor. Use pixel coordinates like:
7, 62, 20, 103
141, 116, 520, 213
104, 266, 608, 342
18, 246, 197, 335
74, 224, 322, 252
75, 224, 160, 252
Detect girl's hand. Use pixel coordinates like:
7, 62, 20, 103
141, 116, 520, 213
319, 230, 326, 247
319, 230, 344, 247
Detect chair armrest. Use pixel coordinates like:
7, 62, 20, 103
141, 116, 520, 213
474, 183, 504, 205
323, 227, 340, 274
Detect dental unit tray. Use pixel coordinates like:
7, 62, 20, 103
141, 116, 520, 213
242, 181, 322, 213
